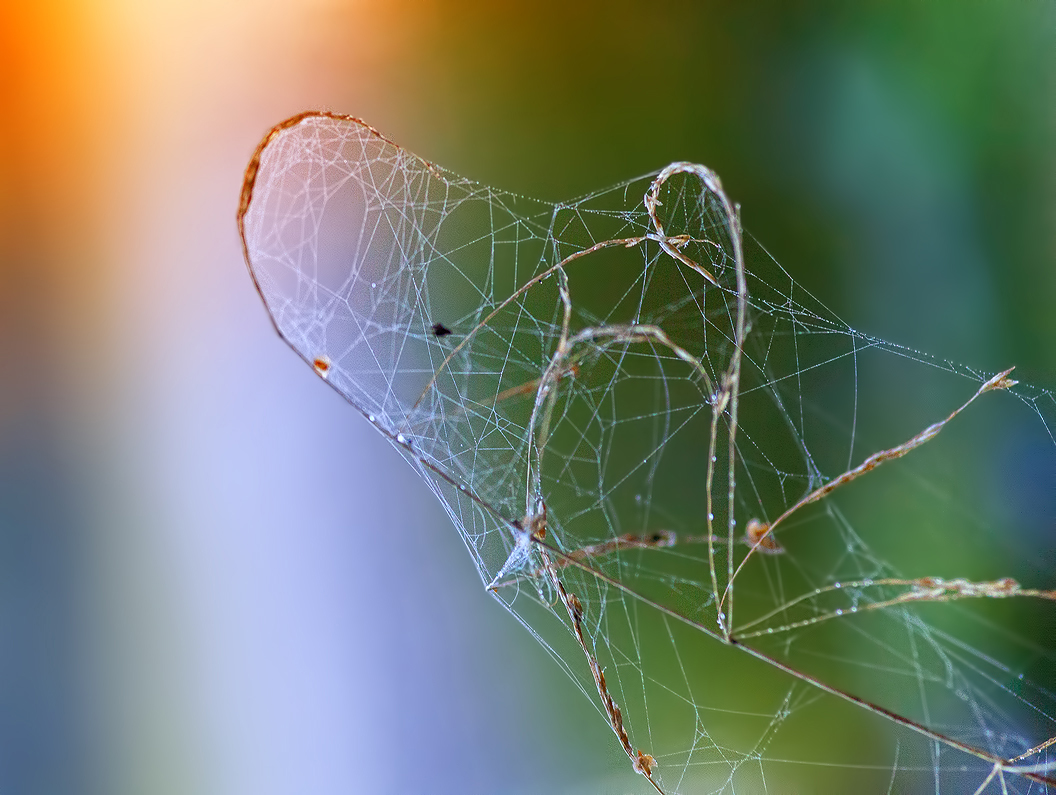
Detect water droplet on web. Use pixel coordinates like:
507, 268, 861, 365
396, 433, 408, 445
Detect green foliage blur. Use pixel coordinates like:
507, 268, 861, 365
350, 0, 1054, 381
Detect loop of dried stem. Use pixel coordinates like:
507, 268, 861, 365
407, 228, 720, 425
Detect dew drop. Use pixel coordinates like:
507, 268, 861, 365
834, 582, 841, 589
396, 433, 408, 445
835, 609, 843, 616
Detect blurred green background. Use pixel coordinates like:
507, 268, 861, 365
1, 1, 1053, 793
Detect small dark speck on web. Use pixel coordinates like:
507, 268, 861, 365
431, 322, 453, 337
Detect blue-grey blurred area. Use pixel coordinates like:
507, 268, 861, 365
1, 1, 1053, 793
0, 424, 85, 793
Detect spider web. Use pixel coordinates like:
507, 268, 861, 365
238, 111, 1056, 794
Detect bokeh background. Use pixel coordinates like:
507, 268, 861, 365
1, 1, 1054, 793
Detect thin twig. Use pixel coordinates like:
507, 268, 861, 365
721, 367, 1018, 612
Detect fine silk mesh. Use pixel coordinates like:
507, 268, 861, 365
238, 111, 1056, 794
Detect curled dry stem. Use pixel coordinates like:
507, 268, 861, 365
721, 366, 1019, 617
